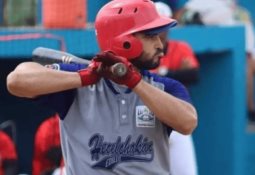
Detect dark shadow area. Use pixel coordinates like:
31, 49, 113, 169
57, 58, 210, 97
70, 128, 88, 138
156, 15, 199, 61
0, 58, 54, 174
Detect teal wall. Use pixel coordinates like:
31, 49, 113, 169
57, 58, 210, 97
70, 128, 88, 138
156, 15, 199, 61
87, 0, 107, 22
171, 26, 247, 175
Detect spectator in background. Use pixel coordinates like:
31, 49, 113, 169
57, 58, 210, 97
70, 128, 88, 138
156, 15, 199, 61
155, 0, 200, 85
0, 130, 18, 175
153, 0, 191, 23
154, 2, 199, 175
176, 0, 255, 122
32, 113, 62, 175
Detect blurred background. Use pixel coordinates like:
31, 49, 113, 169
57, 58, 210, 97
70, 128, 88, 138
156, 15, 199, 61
0, 0, 255, 174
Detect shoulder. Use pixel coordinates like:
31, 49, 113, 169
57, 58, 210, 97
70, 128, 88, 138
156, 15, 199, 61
34, 89, 77, 120
142, 71, 191, 102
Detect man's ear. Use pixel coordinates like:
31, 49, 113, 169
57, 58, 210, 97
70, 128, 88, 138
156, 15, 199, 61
112, 34, 143, 60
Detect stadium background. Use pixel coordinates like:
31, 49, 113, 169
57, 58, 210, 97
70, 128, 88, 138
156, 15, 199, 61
0, 0, 255, 174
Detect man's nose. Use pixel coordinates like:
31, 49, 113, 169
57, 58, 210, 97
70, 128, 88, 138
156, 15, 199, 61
155, 35, 164, 50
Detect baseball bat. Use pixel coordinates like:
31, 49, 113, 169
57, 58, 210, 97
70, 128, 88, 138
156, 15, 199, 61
32, 47, 127, 77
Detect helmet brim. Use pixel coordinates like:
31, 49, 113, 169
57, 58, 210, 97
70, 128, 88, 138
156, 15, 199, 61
126, 16, 177, 35
142, 22, 177, 35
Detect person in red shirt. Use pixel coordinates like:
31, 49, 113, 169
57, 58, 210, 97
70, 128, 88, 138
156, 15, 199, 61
32, 113, 62, 175
0, 130, 18, 175
156, 38, 200, 85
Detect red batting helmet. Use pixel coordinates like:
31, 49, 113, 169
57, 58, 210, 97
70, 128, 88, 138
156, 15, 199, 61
95, 0, 177, 60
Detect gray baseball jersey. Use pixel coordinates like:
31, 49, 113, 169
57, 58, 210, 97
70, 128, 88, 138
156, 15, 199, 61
37, 65, 191, 175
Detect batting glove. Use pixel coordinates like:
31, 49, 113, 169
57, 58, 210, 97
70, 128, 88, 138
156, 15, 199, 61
95, 51, 142, 89
78, 59, 101, 86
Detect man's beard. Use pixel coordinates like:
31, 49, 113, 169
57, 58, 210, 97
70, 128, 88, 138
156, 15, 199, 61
131, 49, 163, 70
131, 58, 160, 70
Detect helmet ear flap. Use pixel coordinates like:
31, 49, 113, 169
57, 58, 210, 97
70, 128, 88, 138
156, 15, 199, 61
112, 35, 143, 59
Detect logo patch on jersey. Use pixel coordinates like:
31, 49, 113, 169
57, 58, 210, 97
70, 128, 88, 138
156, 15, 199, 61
88, 134, 154, 170
136, 106, 156, 128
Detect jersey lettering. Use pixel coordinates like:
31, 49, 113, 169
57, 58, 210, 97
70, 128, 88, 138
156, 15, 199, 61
88, 134, 154, 169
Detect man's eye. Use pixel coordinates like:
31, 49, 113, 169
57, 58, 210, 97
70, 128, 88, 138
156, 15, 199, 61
145, 34, 157, 38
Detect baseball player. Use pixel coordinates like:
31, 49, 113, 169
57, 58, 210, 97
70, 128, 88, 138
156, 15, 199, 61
7, 0, 197, 174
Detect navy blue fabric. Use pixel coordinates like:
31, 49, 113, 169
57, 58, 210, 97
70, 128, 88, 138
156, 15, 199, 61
58, 63, 87, 71
143, 23, 177, 35
34, 63, 86, 120
34, 90, 76, 120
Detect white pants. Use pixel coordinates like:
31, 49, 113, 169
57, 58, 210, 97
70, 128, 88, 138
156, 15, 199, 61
169, 131, 198, 175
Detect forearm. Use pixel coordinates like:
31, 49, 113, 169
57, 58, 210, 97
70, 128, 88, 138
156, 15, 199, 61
133, 80, 197, 134
7, 62, 82, 98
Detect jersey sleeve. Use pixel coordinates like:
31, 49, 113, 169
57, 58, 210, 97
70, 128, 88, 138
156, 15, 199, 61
58, 63, 87, 71
162, 76, 191, 103
34, 90, 76, 120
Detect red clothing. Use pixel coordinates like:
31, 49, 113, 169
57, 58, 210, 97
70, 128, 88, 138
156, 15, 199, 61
0, 131, 17, 175
159, 40, 199, 71
32, 114, 61, 175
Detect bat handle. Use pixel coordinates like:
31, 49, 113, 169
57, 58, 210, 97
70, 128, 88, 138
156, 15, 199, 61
111, 63, 128, 77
